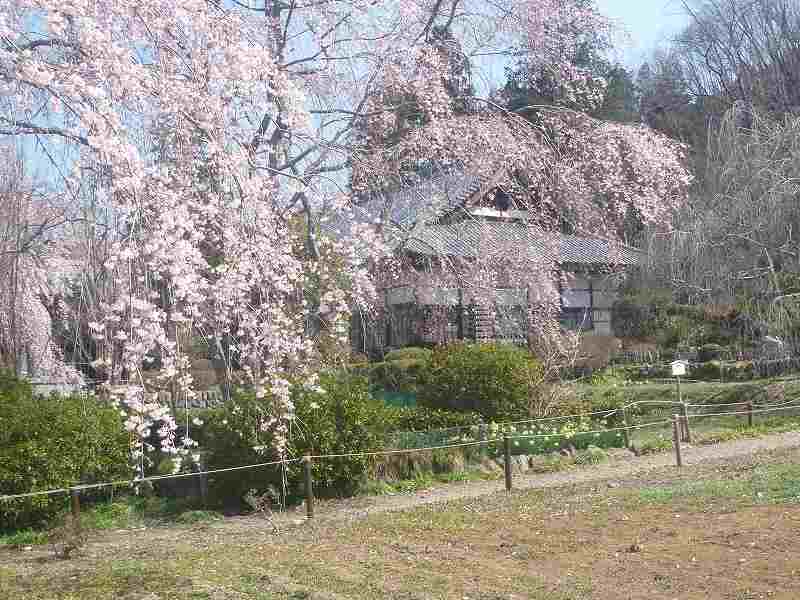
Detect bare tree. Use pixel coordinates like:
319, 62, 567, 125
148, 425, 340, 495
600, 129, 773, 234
676, 0, 800, 116
642, 104, 800, 349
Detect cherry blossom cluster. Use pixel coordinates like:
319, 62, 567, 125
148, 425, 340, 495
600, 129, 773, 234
2, 0, 362, 463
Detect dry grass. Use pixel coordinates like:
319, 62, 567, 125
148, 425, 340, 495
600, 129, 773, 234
3, 448, 800, 599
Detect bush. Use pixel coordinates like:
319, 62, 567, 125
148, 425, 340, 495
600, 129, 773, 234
691, 360, 723, 381
289, 372, 390, 495
583, 368, 626, 412
573, 445, 609, 465
384, 406, 483, 432
698, 343, 723, 362
383, 347, 433, 362
726, 361, 754, 381
202, 371, 392, 505
368, 359, 427, 393
611, 298, 656, 338
419, 343, 544, 421
0, 373, 129, 529
196, 394, 273, 510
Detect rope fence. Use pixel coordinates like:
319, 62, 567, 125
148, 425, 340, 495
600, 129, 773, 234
5, 399, 800, 524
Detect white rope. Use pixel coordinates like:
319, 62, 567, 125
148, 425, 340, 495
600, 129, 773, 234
687, 403, 800, 420
312, 419, 675, 460
5, 397, 799, 503
499, 408, 621, 426
0, 457, 303, 502
686, 401, 749, 408
308, 437, 499, 460
511, 419, 673, 440
624, 400, 683, 407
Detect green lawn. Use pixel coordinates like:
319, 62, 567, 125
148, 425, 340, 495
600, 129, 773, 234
599, 376, 800, 407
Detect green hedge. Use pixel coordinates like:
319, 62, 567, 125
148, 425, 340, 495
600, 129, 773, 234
200, 370, 490, 506
419, 343, 544, 421
202, 372, 394, 505
368, 359, 427, 393
0, 373, 129, 529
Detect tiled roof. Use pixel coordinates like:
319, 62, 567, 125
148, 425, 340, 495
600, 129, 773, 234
339, 169, 642, 266
404, 219, 642, 265
354, 170, 486, 227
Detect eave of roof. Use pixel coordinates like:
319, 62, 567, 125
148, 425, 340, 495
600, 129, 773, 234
403, 219, 642, 266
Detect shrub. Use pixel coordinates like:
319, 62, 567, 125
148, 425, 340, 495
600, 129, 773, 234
611, 298, 656, 338
691, 360, 723, 381
368, 358, 427, 393
419, 343, 544, 421
0, 528, 49, 547
727, 361, 754, 381
383, 347, 433, 362
384, 406, 483, 432
196, 394, 272, 510
698, 343, 723, 362
348, 352, 369, 365
0, 373, 130, 530
573, 445, 609, 465
202, 371, 391, 505
583, 368, 626, 413
289, 371, 390, 495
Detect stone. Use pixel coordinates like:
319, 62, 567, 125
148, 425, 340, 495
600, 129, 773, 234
513, 455, 529, 472
477, 457, 503, 476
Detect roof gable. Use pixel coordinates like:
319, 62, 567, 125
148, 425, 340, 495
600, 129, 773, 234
348, 169, 643, 266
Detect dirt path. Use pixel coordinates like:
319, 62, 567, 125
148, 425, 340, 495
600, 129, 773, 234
4, 430, 800, 600
256, 430, 800, 528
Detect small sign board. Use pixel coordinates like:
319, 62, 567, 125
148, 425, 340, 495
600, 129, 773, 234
670, 360, 687, 377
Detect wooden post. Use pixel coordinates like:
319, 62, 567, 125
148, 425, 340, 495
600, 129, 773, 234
621, 407, 630, 449
681, 402, 691, 443
303, 455, 314, 519
503, 434, 513, 491
672, 415, 683, 468
70, 488, 81, 531
747, 401, 754, 428
478, 423, 488, 457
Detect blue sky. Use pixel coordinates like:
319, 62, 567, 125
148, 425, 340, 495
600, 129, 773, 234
597, 0, 689, 68
471, 0, 690, 95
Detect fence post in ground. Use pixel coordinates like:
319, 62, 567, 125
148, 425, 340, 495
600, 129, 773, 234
671, 415, 683, 468
479, 423, 488, 457
503, 434, 513, 491
303, 455, 314, 519
621, 407, 630, 449
747, 401, 754, 428
680, 403, 691, 443
70, 488, 81, 532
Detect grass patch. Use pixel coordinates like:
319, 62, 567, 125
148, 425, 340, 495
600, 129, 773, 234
634, 461, 800, 508
528, 454, 574, 473
0, 528, 48, 547
175, 510, 223, 524
573, 445, 608, 465
631, 411, 800, 453
359, 466, 496, 497
83, 501, 138, 530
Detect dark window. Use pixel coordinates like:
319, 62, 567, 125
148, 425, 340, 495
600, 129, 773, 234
491, 188, 511, 211
559, 279, 594, 331
560, 307, 593, 331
